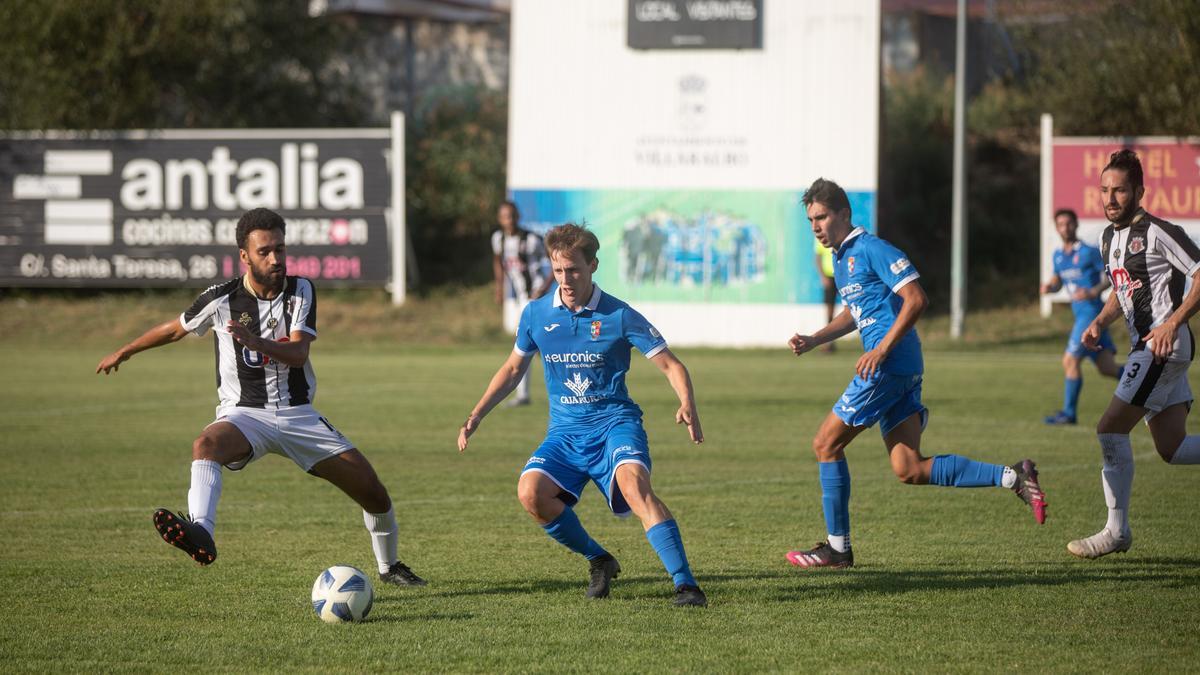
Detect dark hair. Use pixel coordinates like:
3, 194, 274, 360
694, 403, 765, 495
499, 200, 520, 224
544, 222, 600, 263
236, 208, 286, 250
1103, 149, 1144, 188
1054, 208, 1078, 225
802, 177, 852, 216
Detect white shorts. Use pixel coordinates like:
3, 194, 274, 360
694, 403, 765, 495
503, 296, 529, 334
210, 405, 355, 472
1113, 350, 1193, 418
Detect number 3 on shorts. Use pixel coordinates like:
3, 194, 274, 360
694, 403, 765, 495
1125, 362, 1141, 380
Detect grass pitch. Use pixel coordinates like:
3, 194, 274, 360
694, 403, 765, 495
2, 294, 1198, 672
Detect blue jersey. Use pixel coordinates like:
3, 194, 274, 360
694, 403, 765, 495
833, 228, 923, 376
1052, 242, 1106, 317
515, 285, 667, 429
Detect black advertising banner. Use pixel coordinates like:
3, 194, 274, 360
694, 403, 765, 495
627, 0, 762, 50
0, 130, 393, 287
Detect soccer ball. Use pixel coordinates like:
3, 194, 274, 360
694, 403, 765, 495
311, 565, 374, 623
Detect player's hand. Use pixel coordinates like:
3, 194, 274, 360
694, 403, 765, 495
96, 350, 129, 374
226, 320, 264, 351
675, 404, 704, 444
855, 347, 887, 380
1143, 321, 1177, 363
458, 414, 481, 452
1081, 322, 1102, 351
789, 334, 818, 356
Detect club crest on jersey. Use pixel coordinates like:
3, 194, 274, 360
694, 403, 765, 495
238, 312, 252, 326
590, 320, 602, 340
1113, 249, 1121, 259
1128, 237, 1145, 255
846, 257, 856, 275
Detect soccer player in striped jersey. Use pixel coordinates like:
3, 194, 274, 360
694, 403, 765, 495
1069, 150, 1200, 559
1040, 208, 1123, 425
492, 200, 553, 407
458, 223, 707, 607
785, 178, 1047, 569
96, 208, 425, 586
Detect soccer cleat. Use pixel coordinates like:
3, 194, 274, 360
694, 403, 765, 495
786, 541, 854, 569
1043, 411, 1077, 425
585, 553, 621, 599
379, 561, 427, 586
152, 508, 216, 566
673, 584, 708, 607
1010, 459, 1048, 524
1068, 529, 1133, 559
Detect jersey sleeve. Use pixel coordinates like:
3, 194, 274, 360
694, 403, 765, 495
291, 278, 318, 337
624, 306, 668, 359
179, 285, 221, 336
867, 238, 920, 292
491, 230, 502, 256
513, 302, 538, 356
1153, 222, 1200, 276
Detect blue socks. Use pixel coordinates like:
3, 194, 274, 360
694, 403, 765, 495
929, 454, 1004, 487
646, 520, 698, 588
1063, 377, 1082, 419
543, 507, 608, 560
818, 460, 851, 540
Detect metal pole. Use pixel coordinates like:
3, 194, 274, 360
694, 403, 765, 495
391, 111, 407, 306
950, 0, 967, 339
1040, 113, 1054, 317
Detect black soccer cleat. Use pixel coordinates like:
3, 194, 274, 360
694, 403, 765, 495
673, 584, 708, 608
152, 508, 216, 566
1011, 459, 1048, 525
379, 561, 427, 586
786, 541, 854, 569
586, 553, 621, 599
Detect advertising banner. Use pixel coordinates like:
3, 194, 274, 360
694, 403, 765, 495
0, 130, 393, 287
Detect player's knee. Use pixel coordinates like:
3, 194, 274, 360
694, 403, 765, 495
361, 481, 391, 514
892, 464, 923, 485
192, 434, 218, 461
516, 484, 549, 519
812, 437, 839, 461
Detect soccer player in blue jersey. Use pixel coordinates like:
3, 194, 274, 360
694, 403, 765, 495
458, 223, 707, 607
1040, 208, 1122, 425
784, 178, 1049, 569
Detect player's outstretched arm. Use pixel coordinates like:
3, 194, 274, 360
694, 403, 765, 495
96, 318, 190, 374
1040, 273, 1062, 295
458, 350, 534, 452
789, 307, 856, 356
649, 348, 703, 444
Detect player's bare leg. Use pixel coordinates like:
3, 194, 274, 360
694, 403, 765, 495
883, 412, 932, 484
311, 449, 425, 586
153, 422, 249, 566
615, 464, 705, 606
1095, 350, 1122, 379
518, 471, 615, 598
1070, 396, 1145, 558
788, 413, 864, 569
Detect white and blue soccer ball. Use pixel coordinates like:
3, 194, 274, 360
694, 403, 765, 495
311, 565, 374, 623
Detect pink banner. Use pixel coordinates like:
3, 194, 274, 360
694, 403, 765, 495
1053, 140, 1200, 221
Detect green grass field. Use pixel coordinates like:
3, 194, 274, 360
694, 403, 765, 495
2, 293, 1199, 672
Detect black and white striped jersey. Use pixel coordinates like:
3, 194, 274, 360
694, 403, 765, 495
1100, 209, 1200, 362
180, 276, 319, 409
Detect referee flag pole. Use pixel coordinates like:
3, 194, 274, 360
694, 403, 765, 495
950, 0, 967, 339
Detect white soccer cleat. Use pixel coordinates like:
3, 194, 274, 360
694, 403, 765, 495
1067, 529, 1132, 559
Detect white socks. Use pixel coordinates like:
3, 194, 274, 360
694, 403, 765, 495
1170, 435, 1200, 464
187, 459, 223, 535
1098, 433, 1133, 537
828, 534, 850, 553
516, 371, 530, 401
1000, 466, 1017, 489
363, 507, 399, 575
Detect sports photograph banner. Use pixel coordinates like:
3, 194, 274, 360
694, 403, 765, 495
0, 129, 393, 287
508, 0, 880, 346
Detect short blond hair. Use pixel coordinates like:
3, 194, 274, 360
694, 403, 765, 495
544, 223, 600, 262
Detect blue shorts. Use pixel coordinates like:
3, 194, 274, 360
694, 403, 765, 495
833, 371, 928, 436
521, 416, 651, 518
1067, 315, 1115, 359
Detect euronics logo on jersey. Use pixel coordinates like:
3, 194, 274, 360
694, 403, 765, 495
561, 372, 603, 404
544, 352, 604, 364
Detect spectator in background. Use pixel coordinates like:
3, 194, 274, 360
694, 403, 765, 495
493, 200, 552, 406
814, 237, 837, 352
